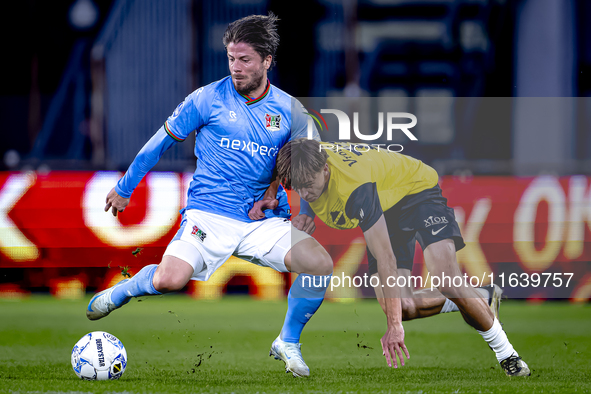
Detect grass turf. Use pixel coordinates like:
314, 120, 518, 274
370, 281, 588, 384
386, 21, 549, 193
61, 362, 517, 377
0, 296, 590, 393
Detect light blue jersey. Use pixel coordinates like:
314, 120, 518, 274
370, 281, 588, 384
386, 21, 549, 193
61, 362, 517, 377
115, 76, 316, 222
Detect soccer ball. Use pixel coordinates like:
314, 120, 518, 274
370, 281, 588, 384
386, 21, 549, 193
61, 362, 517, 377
71, 331, 127, 380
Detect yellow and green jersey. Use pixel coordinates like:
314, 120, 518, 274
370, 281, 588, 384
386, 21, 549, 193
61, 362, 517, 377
309, 142, 438, 231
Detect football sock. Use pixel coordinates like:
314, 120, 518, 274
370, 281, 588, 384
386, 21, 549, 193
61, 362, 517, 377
110, 264, 161, 307
280, 273, 332, 343
477, 317, 517, 362
440, 298, 459, 313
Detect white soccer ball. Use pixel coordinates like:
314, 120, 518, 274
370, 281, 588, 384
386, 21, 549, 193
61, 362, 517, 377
71, 331, 127, 380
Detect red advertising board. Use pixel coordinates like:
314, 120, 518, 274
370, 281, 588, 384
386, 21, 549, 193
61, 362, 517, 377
0, 172, 590, 300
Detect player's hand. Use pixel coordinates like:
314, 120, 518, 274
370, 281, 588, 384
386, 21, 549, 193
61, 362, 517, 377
380, 322, 410, 368
248, 197, 279, 220
104, 188, 130, 217
292, 214, 316, 234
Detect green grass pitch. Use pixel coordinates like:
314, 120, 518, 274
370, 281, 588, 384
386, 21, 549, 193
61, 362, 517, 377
1, 296, 590, 393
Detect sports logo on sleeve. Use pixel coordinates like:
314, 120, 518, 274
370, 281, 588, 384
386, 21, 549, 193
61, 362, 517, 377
173, 86, 204, 118
172, 101, 185, 118
265, 113, 282, 132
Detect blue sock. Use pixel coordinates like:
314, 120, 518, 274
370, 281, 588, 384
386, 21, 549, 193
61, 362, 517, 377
110, 264, 161, 307
280, 273, 332, 343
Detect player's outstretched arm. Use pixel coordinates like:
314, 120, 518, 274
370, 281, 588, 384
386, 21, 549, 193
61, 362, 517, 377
364, 215, 410, 368
109, 126, 178, 216
104, 187, 130, 217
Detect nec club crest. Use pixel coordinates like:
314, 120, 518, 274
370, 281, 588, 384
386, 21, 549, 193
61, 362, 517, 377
191, 225, 206, 242
265, 113, 281, 132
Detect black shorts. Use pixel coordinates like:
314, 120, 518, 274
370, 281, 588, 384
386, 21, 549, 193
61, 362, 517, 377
367, 185, 465, 276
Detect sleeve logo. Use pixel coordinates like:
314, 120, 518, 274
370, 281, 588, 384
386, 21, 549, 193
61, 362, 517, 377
172, 101, 185, 118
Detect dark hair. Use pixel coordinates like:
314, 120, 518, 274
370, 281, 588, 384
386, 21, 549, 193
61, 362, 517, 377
277, 139, 328, 191
223, 13, 280, 69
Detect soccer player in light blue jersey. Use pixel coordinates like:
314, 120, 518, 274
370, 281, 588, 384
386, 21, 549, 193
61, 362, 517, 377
86, 14, 332, 378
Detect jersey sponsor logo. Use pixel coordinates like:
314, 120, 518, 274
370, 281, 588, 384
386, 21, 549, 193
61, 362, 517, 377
229, 111, 237, 122
432, 225, 448, 235
330, 143, 359, 167
220, 138, 278, 157
265, 113, 281, 132
424, 215, 449, 228
191, 225, 207, 242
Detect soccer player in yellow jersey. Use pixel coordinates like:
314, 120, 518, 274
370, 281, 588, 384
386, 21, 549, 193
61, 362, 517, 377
275, 138, 530, 377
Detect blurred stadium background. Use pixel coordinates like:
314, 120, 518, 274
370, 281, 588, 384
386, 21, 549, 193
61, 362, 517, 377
0, 0, 590, 302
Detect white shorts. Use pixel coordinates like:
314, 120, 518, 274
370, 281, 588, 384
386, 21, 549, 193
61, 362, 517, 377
163, 209, 311, 281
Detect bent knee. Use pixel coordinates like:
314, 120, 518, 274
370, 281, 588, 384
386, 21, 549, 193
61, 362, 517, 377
401, 297, 418, 321
315, 253, 334, 276
438, 285, 464, 300
152, 270, 188, 293
307, 252, 333, 276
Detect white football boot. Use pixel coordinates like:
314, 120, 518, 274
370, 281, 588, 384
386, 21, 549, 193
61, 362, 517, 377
269, 336, 310, 377
500, 354, 531, 377
86, 279, 129, 321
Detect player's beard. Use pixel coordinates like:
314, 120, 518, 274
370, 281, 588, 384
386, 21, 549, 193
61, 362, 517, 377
234, 68, 264, 97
